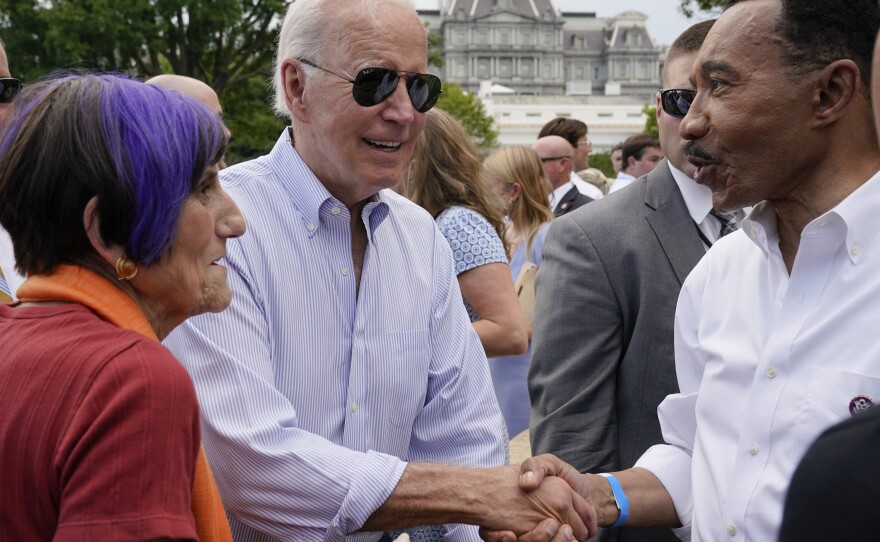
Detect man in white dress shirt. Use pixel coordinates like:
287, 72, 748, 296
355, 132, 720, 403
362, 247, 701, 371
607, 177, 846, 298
528, 19, 720, 542
506, 0, 880, 541
608, 135, 663, 194
164, 0, 596, 541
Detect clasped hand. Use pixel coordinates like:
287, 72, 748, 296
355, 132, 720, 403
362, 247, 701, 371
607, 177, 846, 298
481, 456, 596, 542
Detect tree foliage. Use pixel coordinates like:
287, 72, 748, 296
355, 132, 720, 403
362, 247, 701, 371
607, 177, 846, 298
678, 0, 725, 17
436, 82, 498, 151
589, 151, 615, 179
643, 104, 659, 138
0, 0, 290, 162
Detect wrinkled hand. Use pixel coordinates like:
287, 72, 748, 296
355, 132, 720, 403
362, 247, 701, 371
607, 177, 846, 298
478, 464, 596, 541
481, 519, 577, 542
481, 456, 596, 541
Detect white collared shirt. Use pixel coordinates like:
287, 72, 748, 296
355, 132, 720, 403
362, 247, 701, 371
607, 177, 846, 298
608, 172, 636, 193
636, 169, 880, 541
569, 172, 604, 200
549, 181, 576, 212
668, 162, 720, 246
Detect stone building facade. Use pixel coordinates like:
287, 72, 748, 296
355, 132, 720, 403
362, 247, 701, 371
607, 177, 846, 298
418, 0, 665, 102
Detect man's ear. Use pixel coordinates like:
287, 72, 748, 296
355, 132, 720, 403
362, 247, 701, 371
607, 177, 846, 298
282, 59, 310, 123
83, 196, 122, 266
626, 156, 636, 171
655, 92, 662, 122
811, 59, 860, 129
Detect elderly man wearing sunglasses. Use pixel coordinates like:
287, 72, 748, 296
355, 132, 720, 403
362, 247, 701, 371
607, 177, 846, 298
0, 39, 24, 300
164, 0, 596, 541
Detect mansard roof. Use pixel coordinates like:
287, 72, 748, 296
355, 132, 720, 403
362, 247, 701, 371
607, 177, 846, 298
445, 0, 557, 19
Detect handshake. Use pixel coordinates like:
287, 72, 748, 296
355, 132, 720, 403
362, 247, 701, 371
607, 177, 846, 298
373, 454, 638, 542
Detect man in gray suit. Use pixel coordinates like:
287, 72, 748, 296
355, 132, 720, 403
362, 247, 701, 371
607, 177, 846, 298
528, 20, 720, 542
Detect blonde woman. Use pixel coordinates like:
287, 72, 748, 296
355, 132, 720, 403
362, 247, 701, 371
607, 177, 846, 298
406, 108, 528, 357
482, 146, 554, 437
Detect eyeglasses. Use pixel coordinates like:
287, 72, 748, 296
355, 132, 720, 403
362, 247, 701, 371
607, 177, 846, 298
576, 139, 592, 147
0, 78, 22, 104
540, 156, 572, 163
298, 59, 442, 113
659, 88, 696, 118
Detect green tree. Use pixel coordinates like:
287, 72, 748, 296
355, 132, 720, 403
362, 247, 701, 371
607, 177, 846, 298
589, 151, 614, 179
436, 82, 499, 151
679, 0, 725, 17
426, 25, 444, 69
643, 104, 659, 137
1, 0, 290, 161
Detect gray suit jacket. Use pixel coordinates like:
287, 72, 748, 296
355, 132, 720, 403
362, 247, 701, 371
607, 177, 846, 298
529, 160, 705, 542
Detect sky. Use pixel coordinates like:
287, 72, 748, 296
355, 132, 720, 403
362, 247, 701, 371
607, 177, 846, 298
415, 0, 719, 46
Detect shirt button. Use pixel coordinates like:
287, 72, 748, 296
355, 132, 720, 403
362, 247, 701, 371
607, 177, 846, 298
332, 207, 341, 215
341, 267, 350, 277
727, 524, 737, 536
307, 223, 316, 232
852, 244, 862, 256
747, 444, 759, 456
766, 367, 777, 378
778, 294, 785, 303
351, 402, 358, 412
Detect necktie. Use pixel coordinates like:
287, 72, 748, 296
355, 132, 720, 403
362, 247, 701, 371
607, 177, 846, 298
710, 209, 739, 239
0, 266, 13, 302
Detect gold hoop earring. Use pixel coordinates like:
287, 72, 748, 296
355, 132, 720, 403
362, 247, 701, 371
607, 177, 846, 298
116, 255, 139, 281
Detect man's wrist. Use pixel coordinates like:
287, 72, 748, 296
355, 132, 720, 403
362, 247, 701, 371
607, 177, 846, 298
586, 473, 620, 528
598, 473, 629, 527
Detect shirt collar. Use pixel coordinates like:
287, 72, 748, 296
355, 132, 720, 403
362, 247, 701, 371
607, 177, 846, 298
741, 169, 880, 264
270, 129, 387, 237
550, 180, 575, 208
616, 171, 636, 181
668, 161, 714, 225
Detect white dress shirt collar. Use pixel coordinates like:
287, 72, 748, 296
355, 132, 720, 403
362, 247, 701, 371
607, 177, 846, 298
741, 168, 880, 263
549, 180, 575, 211
668, 161, 713, 225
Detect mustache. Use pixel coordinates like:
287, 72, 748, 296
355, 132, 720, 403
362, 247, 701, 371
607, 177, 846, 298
683, 141, 715, 162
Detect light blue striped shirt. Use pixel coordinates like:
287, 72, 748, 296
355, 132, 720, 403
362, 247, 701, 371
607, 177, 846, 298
164, 130, 506, 542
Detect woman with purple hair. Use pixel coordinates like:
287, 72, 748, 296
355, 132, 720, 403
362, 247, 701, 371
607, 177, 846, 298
0, 73, 244, 541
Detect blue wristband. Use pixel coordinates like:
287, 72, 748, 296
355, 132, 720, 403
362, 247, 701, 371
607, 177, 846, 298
599, 473, 629, 528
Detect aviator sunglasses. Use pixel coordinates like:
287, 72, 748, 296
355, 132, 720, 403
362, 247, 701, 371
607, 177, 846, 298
299, 58, 442, 113
659, 88, 696, 118
0, 78, 22, 104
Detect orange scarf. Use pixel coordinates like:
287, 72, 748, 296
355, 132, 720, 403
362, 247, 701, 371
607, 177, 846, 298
18, 264, 233, 542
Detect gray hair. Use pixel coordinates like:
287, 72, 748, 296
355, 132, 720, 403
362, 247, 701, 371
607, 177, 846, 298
271, 0, 420, 118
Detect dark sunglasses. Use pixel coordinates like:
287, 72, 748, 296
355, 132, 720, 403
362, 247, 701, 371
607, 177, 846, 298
659, 88, 696, 118
540, 156, 571, 163
298, 59, 442, 113
0, 78, 22, 104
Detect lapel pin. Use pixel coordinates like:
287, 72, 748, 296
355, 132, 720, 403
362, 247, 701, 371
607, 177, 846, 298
849, 395, 873, 416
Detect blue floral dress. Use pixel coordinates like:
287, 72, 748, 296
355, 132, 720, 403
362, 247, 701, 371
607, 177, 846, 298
435, 206, 508, 321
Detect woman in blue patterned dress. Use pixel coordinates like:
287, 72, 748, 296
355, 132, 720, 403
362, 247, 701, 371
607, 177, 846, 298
482, 146, 554, 437
405, 108, 528, 358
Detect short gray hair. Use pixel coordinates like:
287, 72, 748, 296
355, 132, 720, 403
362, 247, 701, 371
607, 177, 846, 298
271, 0, 420, 118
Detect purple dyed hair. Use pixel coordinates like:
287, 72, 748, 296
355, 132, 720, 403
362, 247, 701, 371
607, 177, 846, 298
0, 73, 227, 274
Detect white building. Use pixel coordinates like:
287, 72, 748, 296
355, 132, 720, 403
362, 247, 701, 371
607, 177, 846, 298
479, 89, 648, 150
